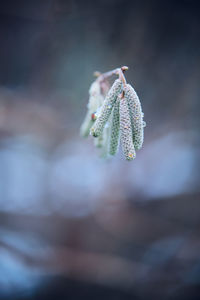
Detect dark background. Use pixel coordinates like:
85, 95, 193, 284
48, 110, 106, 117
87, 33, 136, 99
0, 0, 199, 299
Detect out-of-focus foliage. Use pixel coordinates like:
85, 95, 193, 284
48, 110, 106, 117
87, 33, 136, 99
0, 0, 199, 299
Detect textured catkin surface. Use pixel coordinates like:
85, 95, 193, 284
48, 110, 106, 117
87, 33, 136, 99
109, 96, 120, 155
124, 84, 144, 150
90, 79, 122, 137
100, 124, 110, 158
120, 96, 136, 161
80, 81, 104, 137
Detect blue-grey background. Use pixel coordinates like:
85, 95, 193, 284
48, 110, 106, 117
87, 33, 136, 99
0, 0, 199, 299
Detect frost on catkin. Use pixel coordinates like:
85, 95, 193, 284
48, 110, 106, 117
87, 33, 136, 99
99, 125, 110, 158
124, 84, 145, 150
80, 81, 104, 137
109, 96, 120, 155
120, 96, 136, 161
94, 116, 112, 159
90, 79, 122, 137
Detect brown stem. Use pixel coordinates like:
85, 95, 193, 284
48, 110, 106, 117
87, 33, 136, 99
118, 67, 127, 85
94, 66, 128, 83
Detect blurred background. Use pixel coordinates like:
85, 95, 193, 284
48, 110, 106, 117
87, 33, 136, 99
0, 0, 200, 299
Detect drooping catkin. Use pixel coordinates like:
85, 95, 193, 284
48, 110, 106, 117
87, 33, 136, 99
109, 96, 120, 155
80, 81, 104, 137
94, 113, 111, 153
124, 84, 145, 150
99, 122, 111, 158
120, 95, 136, 161
88, 81, 104, 112
90, 79, 122, 137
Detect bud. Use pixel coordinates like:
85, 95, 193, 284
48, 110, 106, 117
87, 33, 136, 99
124, 84, 145, 150
109, 96, 120, 155
90, 79, 122, 137
120, 96, 136, 161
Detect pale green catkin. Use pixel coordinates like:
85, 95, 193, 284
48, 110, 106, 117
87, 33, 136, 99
90, 79, 122, 137
120, 95, 136, 161
124, 84, 145, 150
109, 96, 120, 155
88, 81, 104, 112
80, 81, 104, 138
94, 114, 111, 154
99, 123, 111, 158
93, 106, 107, 148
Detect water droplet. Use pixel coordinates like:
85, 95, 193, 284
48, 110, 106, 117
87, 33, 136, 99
91, 112, 97, 121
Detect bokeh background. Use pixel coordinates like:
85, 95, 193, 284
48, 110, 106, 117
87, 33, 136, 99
0, 0, 200, 299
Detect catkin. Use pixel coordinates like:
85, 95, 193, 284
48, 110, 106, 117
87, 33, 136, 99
124, 84, 144, 150
88, 81, 104, 111
90, 79, 122, 137
120, 95, 136, 161
109, 96, 120, 155
99, 123, 111, 158
80, 81, 104, 137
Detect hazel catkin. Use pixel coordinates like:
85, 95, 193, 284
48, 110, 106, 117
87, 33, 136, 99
120, 95, 136, 161
109, 96, 120, 155
124, 84, 144, 150
80, 81, 104, 137
90, 79, 122, 137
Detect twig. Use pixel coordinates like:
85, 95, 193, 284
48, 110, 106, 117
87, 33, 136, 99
94, 66, 128, 84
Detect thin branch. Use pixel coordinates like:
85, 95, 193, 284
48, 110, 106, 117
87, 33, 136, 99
94, 66, 128, 84
118, 67, 127, 85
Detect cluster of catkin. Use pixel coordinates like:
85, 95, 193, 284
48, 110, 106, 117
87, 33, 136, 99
80, 68, 145, 161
